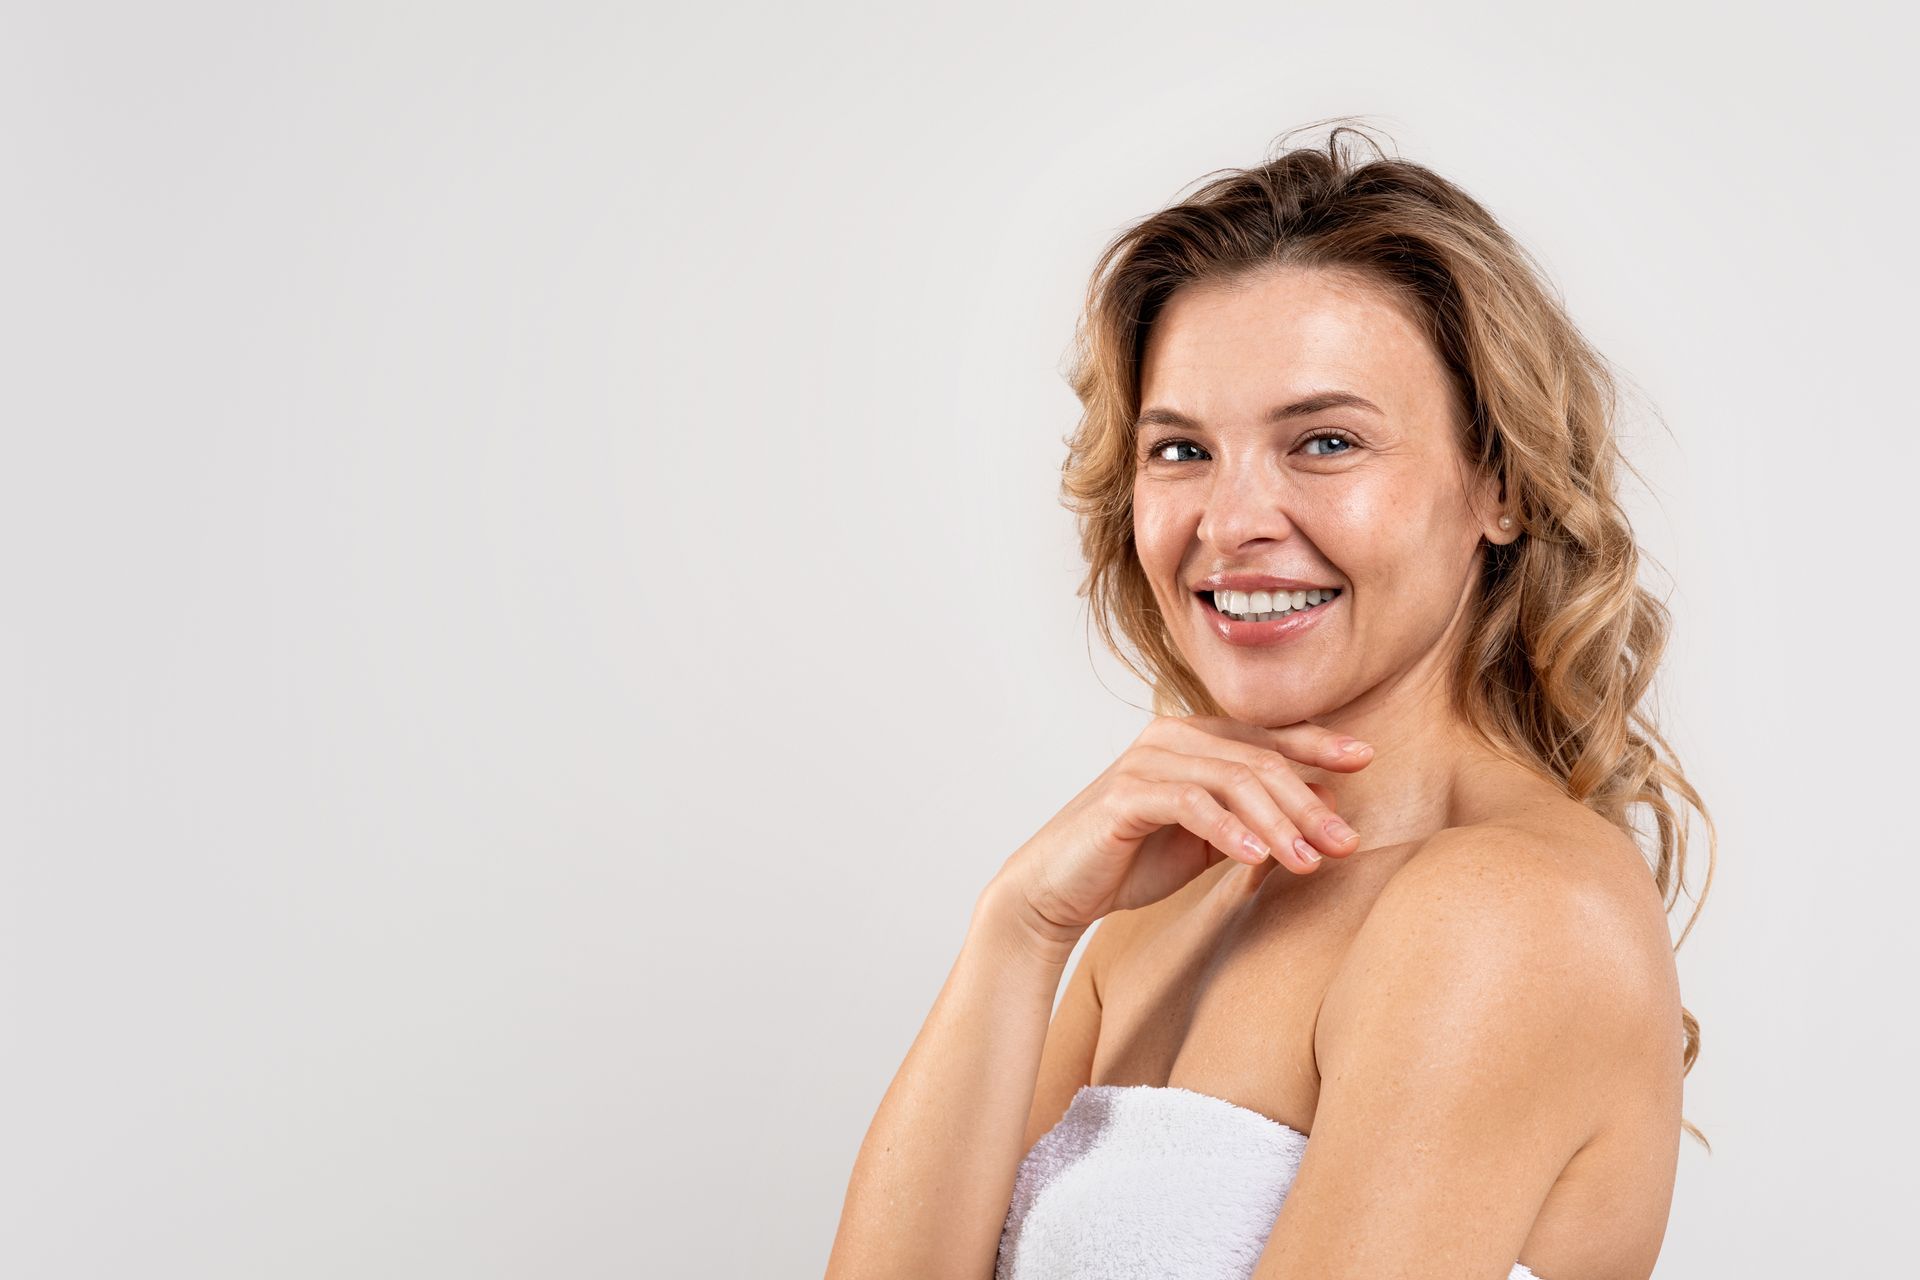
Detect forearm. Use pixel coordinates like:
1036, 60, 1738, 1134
826, 875, 1082, 1280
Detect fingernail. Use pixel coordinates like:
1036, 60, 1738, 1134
1242, 832, 1271, 860
1325, 816, 1359, 844
1339, 737, 1373, 756
1293, 837, 1322, 865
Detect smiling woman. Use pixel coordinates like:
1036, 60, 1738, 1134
1129, 266, 1519, 722
827, 121, 1716, 1280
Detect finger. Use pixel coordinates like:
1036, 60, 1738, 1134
1173, 714, 1375, 772
1118, 773, 1301, 870
1299, 781, 1360, 858
1125, 745, 1326, 874
1144, 723, 1362, 862
1266, 722, 1375, 771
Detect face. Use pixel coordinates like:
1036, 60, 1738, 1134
1132, 265, 1514, 729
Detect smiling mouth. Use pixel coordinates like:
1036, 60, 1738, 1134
1196, 587, 1343, 623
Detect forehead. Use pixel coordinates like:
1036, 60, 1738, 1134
1138, 266, 1453, 425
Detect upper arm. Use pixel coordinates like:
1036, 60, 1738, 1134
1253, 831, 1662, 1279
1020, 908, 1140, 1152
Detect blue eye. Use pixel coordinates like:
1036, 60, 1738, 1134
1145, 438, 1205, 464
1301, 431, 1356, 456
1138, 431, 1358, 464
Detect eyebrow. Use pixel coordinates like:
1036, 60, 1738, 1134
1132, 390, 1384, 432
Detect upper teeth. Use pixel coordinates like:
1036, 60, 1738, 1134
1213, 587, 1340, 615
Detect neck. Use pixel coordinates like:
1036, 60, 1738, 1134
1283, 660, 1517, 853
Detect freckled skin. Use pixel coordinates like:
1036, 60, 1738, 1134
1113, 268, 1683, 1278
1133, 265, 1517, 841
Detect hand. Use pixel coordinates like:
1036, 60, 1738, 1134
993, 715, 1374, 947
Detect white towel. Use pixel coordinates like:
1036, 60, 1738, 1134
996, 1083, 1544, 1279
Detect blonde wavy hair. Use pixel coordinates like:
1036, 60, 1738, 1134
1060, 121, 1716, 1149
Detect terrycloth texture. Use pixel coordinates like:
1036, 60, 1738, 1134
996, 1084, 1544, 1280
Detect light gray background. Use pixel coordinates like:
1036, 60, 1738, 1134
3, 2, 1912, 1276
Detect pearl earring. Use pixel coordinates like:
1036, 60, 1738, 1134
1498, 515, 1513, 529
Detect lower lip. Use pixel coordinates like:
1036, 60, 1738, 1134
1197, 591, 1341, 648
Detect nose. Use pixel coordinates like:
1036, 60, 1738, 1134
1195, 462, 1299, 552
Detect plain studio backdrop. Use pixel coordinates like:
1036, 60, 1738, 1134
3, 2, 1914, 1276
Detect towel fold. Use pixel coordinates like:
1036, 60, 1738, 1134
995, 1083, 1543, 1280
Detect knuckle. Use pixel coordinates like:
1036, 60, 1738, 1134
1127, 743, 1167, 770
1139, 716, 1178, 744
1252, 750, 1294, 781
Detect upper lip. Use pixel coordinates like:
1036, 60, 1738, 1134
1191, 573, 1340, 594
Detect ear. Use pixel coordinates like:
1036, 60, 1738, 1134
1474, 466, 1520, 546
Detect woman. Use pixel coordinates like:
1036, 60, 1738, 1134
826, 125, 1713, 1280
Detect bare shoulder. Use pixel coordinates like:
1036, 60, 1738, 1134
1088, 856, 1241, 983
1319, 803, 1683, 1100
1299, 801, 1687, 1276
1416, 789, 1673, 964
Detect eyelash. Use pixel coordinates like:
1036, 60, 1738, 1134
1140, 429, 1359, 464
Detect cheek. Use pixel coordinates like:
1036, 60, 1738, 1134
1334, 489, 1478, 620
1309, 492, 1398, 581
1131, 494, 1195, 616
1131, 490, 1186, 567
1328, 479, 1455, 567
1320, 491, 1466, 614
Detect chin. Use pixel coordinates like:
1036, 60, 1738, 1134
1204, 687, 1329, 730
